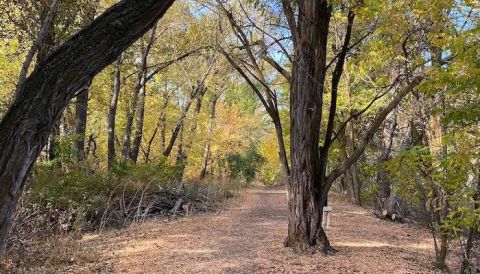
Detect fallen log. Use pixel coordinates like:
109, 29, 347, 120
170, 197, 185, 214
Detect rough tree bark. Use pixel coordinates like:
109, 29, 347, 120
0, 0, 175, 251
283, 0, 333, 252
108, 55, 122, 170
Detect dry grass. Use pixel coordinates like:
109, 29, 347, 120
0, 234, 101, 274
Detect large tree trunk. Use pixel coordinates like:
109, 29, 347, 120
284, 0, 332, 252
0, 0, 175, 251
108, 56, 122, 170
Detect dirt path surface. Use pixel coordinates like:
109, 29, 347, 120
78, 186, 441, 273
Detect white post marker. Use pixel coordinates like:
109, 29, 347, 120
322, 206, 332, 229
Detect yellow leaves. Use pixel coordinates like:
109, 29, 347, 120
258, 132, 281, 184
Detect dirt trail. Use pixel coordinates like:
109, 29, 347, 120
77, 185, 441, 273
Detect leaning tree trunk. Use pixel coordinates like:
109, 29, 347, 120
108, 56, 122, 170
0, 0, 175, 252
272, 113, 290, 178
163, 83, 206, 158
284, 0, 332, 252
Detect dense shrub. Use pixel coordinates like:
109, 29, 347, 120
225, 145, 265, 183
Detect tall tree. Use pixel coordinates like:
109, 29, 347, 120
282, 0, 426, 251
